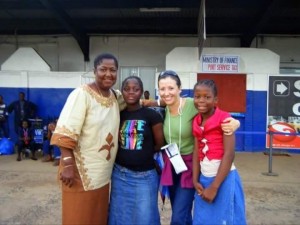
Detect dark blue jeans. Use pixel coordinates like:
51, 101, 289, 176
17, 140, 35, 154
169, 169, 195, 225
0, 121, 9, 138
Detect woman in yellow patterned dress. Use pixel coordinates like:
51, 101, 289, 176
51, 53, 125, 225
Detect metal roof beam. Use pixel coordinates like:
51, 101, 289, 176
197, 0, 206, 58
38, 0, 90, 61
55, 0, 200, 9
0, 18, 198, 35
0, 0, 200, 10
240, 0, 281, 47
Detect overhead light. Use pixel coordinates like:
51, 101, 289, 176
139, 8, 181, 12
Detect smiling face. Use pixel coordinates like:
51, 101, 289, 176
158, 76, 181, 107
122, 77, 143, 106
94, 58, 117, 92
193, 84, 218, 117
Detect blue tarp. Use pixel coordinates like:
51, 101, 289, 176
0, 138, 14, 155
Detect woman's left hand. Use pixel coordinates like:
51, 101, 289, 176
221, 117, 240, 135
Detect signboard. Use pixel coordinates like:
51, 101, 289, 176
34, 129, 44, 144
202, 55, 239, 73
267, 75, 300, 149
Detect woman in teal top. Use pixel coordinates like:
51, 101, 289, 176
157, 70, 239, 225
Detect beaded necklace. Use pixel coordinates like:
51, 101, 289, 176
94, 82, 114, 107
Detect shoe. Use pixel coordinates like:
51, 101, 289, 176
31, 156, 38, 161
42, 156, 53, 162
53, 159, 60, 166
25, 149, 31, 158
17, 156, 21, 161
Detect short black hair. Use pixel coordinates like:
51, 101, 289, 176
121, 76, 144, 93
94, 53, 119, 69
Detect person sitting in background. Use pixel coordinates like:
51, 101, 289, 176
42, 119, 61, 166
0, 95, 9, 138
16, 119, 37, 161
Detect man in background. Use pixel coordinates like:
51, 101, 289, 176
143, 90, 153, 100
7, 92, 37, 134
0, 95, 9, 138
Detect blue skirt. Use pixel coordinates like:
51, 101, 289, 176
193, 169, 247, 225
108, 164, 161, 225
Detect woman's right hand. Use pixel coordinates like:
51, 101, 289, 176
201, 186, 218, 203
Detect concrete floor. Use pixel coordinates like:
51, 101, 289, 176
0, 152, 299, 225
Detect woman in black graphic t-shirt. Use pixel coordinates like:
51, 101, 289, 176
109, 76, 165, 225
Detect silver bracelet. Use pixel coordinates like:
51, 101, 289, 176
64, 164, 73, 168
62, 156, 72, 161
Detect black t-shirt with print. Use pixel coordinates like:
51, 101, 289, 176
116, 107, 163, 171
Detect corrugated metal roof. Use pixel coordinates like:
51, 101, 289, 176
0, 0, 298, 60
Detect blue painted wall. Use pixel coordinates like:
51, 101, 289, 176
1, 87, 270, 152
180, 89, 268, 152
244, 90, 268, 151
0, 87, 73, 142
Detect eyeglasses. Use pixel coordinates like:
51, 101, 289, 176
158, 70, 179, 78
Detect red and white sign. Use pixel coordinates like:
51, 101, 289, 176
202, 55, 239, 73
267, 75, 300, 149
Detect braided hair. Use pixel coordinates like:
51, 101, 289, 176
194, 79, 218, 96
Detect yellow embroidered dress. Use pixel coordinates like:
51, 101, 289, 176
51, 84, 124, 225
